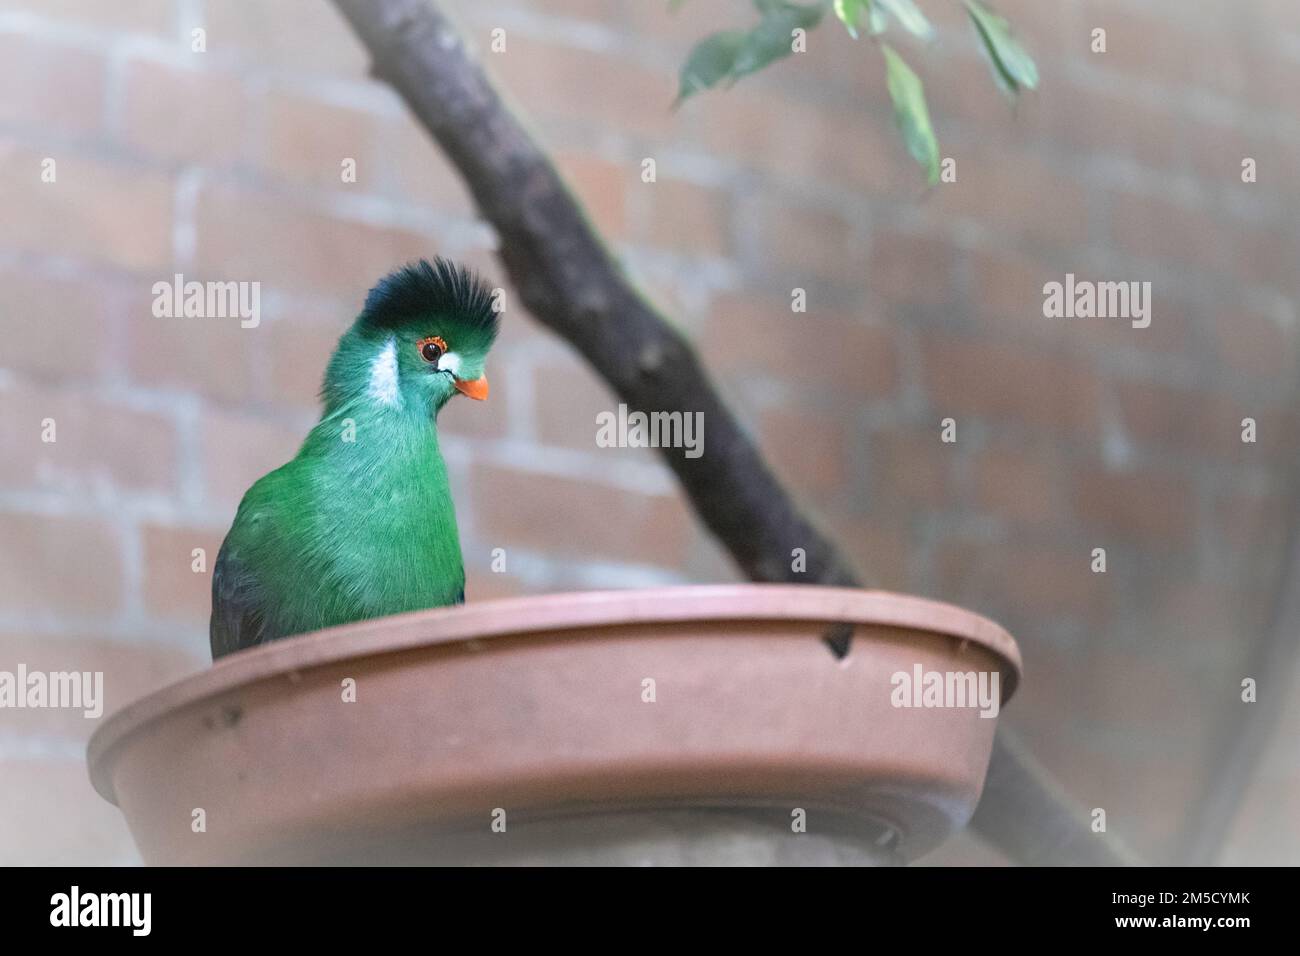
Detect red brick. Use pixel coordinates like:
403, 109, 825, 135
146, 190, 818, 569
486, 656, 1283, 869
1109, 192, 1235, 274
193, 184, 428, 298
1253, 34, 1300, 112
752, 198, 865, 283
1238, 222, 1300, 291
381, 115, 476, 215
1004, 640, 1086, 742
1115, 380, 1296, 463
530, 0, 623, 20
0, 33, 105, 134
141, 524, 227, 623
1048, 81, 1187, 172
1140, 580, 1246, 655
1065, 293, 1193, 356
936, 538, 1111, 626
555, 151, 628, 239
0, 513, 123, 615
966, 248, 1054, 330
0, 382, 178, 495
126, 301, 258, 405
692, 72, 899, 190
678, 524, 744, 583
1101, 12, 1250, 101
973, 440, 1066, 528
1211, 489, 1290, 557
264, 90, 381, 189
920, 335, 1101, 437
203, 0, 369, 75
0, 268, 119, 382
119, 59, 247, 166
486, 37, 676, 139
644, 178, 728, 256
818, 512, 910, 592
471, 463, 692, 567
806, 103, 898, 194
1179, 112, 1264, 183
625, 0, 749, 47
868, 232, 959, 309
532, 356, 651, 460
699, 294, 897, 401
966, 250, 1192, 355
263, 308, 341, 412
760, 408, 852, 496
0, 147, 173, 273
1071, 466, 1196, 548
0, 633, 204, 739
0, 0, 172, 34
1083, 649, 1219, 741
1114, 381, 1223, 456
926, 149, 1089, 247
200, 408, 303, 511
691, 86, 826, 181
870, 427, 953, 507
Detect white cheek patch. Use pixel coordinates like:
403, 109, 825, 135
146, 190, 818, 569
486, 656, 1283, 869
437, 351, 463, 378
367, 336, 403, 407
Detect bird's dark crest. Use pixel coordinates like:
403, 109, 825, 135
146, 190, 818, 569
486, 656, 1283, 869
360, 258, 498, 341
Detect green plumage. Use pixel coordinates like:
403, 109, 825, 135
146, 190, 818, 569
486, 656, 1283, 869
210, 259, 498, 659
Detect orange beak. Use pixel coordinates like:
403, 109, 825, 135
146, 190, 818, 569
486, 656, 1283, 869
453, 375, 489, 401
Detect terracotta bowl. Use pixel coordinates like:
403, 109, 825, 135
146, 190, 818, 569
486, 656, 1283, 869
87, 585, 1021, 865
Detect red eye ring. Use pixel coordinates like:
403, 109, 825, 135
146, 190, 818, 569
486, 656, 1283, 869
418, 336, 447, 364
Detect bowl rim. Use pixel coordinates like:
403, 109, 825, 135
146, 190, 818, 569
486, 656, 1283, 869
86, 584, 1021, 803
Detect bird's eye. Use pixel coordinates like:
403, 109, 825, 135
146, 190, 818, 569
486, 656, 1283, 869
418, 336, 447, 364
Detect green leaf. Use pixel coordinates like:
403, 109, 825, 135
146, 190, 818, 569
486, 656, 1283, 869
731, 2, 825, 79
876, 0, 933, 40
964, 0, 1038, 94
833, 0, 887, 38
833, 0, 866, 38
676, 2, 823, 104
881, 43, 939, 185
675, 30, 746, 104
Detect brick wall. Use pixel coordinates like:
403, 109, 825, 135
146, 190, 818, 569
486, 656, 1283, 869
1, 0, 1297, 865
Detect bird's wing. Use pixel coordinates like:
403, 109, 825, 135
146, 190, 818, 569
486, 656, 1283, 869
210, 528, 269, 660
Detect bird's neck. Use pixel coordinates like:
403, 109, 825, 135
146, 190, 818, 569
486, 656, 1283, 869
300, 398, 449, 490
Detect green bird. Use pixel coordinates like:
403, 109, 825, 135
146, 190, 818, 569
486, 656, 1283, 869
210, 258, 498, 659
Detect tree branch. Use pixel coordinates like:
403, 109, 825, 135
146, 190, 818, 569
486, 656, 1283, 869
345, 2, 856, 596
329, 0, 1137, 866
